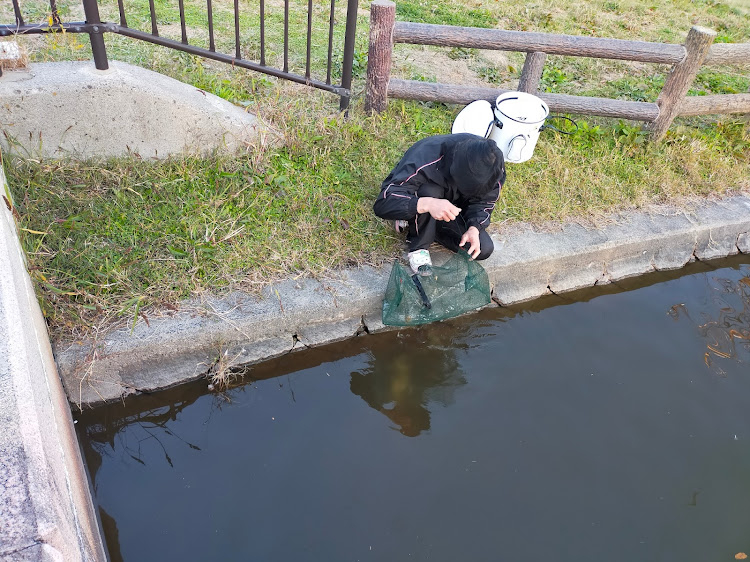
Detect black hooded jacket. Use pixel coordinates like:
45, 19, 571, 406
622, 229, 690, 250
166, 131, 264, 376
373, 133, 506, 231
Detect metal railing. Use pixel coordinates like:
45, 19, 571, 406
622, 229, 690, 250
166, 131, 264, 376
1, 0, 359, 109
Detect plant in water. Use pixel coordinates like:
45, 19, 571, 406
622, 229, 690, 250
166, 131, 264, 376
206, 346, 244, 391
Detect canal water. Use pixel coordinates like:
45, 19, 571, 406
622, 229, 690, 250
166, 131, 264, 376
78, 256, 750, 562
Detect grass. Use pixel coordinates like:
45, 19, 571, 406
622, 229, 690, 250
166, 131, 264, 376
395, 1, 497, 28
1, 0, 749, 340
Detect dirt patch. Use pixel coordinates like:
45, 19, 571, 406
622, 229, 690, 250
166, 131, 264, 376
587, 58, 662, 79
479, 49, 510, 68
393, 45, 490, 86
159, 23, 210, 43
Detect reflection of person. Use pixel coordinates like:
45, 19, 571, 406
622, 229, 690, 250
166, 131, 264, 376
373, 134, 506, 276
350, 374, 430, 437
349, 328, 467, 437
350, 365, 431, 437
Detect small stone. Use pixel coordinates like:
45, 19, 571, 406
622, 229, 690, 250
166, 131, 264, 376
0, 41, 28, 71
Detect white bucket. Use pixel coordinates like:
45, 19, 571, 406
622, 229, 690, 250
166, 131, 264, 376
450, 99, 495, 139
452, 92, 549, 164
489, 92, 549, 164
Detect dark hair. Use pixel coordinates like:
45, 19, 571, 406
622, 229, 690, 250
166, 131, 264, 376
447, 137, 506, 198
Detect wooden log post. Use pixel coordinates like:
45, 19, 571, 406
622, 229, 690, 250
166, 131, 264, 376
703, 42, 750, 66
393, 22, 686, 64
647, 26, 716, 141
678, 94, 750, 117
364, 0, 396, 113
518, 51, 546, 94
387, 79, 660, 121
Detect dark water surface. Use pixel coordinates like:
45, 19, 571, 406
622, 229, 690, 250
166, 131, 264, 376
78, 257, 750, 562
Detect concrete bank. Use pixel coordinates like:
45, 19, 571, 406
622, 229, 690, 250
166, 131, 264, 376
55, 194, 750, 409
0, 60, 269, 159
0, 170, 106, 560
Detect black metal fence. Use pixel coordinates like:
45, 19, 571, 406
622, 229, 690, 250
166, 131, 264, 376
1, 0, 359, 109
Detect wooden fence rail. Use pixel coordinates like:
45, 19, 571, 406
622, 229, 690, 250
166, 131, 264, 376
364, 0, 750, 140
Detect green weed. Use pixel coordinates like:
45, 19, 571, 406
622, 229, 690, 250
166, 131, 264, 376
603, 75, 664, 102
395, 1, 496, 28
540, 65, 572, 93
448, 47, 477, 61
691, 70, 750, 95
476, 64, 505, 84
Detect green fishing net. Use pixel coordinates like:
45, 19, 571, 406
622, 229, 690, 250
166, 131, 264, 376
382, 250, 492, 326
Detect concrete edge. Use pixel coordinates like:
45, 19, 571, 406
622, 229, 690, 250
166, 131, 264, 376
0, 60, 276, 159
0, 167, 107, 561
53, 193, 750, 409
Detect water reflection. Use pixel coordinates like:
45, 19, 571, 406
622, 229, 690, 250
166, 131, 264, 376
79, 383, 205, 476
77, 257, 750, 562
99, 508, 124, 562
349, 325, 468, 437
668, 264, 750, 376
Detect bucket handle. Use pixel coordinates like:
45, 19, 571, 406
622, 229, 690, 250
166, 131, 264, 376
507, 134, 527, 161
491, 98, 550, 129
482, 118, 494, 138
540, 115, 578, 135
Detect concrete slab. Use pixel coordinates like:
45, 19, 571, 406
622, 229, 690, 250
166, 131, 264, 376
0, 61, 272, 158
54, 193, 750, 408
0, 169, 106, 560
689, 196, 750, 259
55, 265, 391, 407
739, 231, 750, 253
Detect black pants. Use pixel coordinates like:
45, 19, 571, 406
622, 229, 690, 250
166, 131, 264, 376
407, 183, 494, 260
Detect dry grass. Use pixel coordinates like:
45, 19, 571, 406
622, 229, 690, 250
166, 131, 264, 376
1, 0, 749, 340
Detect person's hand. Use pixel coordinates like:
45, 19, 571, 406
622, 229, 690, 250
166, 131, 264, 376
460, 226, 481, 259
417, 197, 461, 222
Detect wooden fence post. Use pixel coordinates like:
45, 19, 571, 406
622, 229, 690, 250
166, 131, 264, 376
364, 0, 396, 113
518, 51, 546, 94
647, 26, 716, 141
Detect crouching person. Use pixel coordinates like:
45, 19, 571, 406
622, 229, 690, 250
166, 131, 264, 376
374, 133, 506, 276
